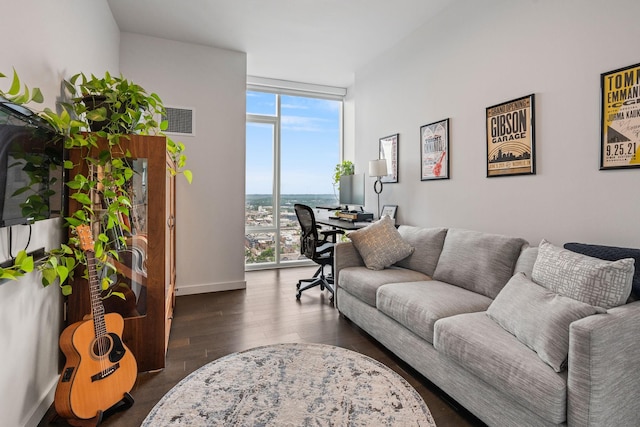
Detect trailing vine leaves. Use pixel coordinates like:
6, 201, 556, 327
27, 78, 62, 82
1, 70, 192, 295
0, 69, 45, 280
0, 68, 44, 104
0, 249, 35, 281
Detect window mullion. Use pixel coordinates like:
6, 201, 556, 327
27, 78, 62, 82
273, 94, 282, 264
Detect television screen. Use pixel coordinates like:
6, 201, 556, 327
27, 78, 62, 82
339, 173, 365, 207
0, 97, 64, 227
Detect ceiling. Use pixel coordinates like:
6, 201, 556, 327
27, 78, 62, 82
107, 0, 454, 88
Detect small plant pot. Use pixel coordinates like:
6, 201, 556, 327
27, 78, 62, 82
81, 95, 127, 132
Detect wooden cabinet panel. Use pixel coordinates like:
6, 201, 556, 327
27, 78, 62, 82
65, 135, 176, 372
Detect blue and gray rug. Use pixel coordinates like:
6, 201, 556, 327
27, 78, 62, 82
142, 342, 436, 426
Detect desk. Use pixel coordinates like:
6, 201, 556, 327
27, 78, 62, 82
316, 218, 371, 231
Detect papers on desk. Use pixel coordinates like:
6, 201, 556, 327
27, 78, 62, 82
353, 222, 373, 228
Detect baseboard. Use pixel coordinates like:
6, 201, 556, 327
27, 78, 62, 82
25, 376, 57, 427
175, 280, 246, 296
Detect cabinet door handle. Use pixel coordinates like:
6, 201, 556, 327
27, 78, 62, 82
167, 215, 175, 228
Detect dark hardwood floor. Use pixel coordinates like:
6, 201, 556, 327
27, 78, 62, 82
42, 266, 485, 427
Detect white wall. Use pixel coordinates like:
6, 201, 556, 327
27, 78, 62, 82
0, 2, 120, 426
119, 33, 247, 295
352, 0, 640, 248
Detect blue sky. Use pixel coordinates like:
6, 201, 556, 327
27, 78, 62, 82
246, 92, 340, 195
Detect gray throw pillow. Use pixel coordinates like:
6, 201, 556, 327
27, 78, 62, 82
487, 272, 605, 372
394, 226, 448, 276
348, 216, 414, 270
532, 239, 634, 309
432, 228, 528, 298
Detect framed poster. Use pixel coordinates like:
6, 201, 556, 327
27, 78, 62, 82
486, 94, 535, 177
420, 119, 449, 180
379, 134, 398, 183
600, 62, 640, 170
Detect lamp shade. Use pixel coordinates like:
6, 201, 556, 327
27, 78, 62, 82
369, 159, 388, 177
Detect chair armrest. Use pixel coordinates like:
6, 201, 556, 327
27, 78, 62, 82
334, 241, 364, 287
567, 300, 640, 426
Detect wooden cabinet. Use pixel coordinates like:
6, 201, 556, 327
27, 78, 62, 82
65, 135, 176, 372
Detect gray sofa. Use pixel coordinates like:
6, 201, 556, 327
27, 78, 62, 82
335, 224, 640, 427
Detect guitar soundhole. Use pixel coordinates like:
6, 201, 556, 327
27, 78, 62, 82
91, 335, 113, 358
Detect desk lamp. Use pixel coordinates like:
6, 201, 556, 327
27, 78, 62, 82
369, 159, 388, 218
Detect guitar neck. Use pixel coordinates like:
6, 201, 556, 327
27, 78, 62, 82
86, 251, 107, 339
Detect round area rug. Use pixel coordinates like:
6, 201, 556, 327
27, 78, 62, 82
142, 342, 436, 426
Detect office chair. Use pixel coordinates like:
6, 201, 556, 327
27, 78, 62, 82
294, 204, 344, 303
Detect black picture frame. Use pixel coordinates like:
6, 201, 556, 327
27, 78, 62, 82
380, 204, 397, 220
379, 134, 398, 183
600, 62, 640, 170
420, 119, 450, 180
486, 94, 536, 177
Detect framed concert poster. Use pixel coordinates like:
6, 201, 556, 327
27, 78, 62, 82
600, 62, 640, 170
486, 94, 536, 177
420, 119, 449, 180
379, 134, 398, 183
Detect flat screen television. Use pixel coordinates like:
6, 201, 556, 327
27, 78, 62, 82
0, 97, 64, 227
339, 173, 365, 207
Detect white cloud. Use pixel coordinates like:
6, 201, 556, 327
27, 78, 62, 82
281, 115, 332, 132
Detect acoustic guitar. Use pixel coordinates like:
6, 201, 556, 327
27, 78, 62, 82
54, 225, 137, 424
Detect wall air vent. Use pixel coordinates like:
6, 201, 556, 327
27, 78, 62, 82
162, 107, 195, 136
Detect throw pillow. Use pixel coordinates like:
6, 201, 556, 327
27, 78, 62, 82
394, 226, 448, 277
564, 242, 640, 301
432, 228, 528, 299
487, 272, 605, 372
532, 239, 634, 309
348, 216, 414, 270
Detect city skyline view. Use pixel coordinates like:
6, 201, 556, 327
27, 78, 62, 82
245, 91, 342, 266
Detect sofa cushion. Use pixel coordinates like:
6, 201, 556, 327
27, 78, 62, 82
487, 272, 605, 372
348, 216, 414, 270
514, 245, 538, 277
433, 312, 567, 424
564, 242, 640, 300
432, 228, 528, 298
532, 239, 634, 309
376, 280, 493, 343
394, 226, 448, 276
338, 266, 430, 307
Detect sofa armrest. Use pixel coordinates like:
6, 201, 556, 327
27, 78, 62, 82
567, 300, 640, 426
334, 241, 364, 287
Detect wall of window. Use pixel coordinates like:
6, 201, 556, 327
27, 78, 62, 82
245, 83, 344, 269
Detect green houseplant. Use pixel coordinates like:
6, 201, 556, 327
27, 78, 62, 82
0, 70, 191, 297
40, 71, 192, 296
332, 160, 354, 202
0, 69, 47, 279
63, 71, 162, 134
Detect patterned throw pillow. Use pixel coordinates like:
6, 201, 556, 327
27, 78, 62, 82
532, 239, 634, 309
564, 242, 640, 300
487, 272, 605, 372
348, 216, 414, 270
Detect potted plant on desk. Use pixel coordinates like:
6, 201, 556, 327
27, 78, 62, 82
332, 160, 354, 205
